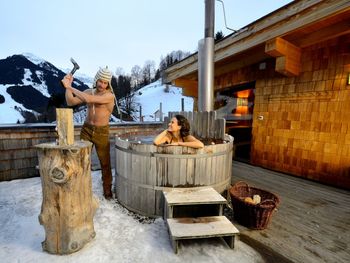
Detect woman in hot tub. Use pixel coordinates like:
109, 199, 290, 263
153, 114, 204, 149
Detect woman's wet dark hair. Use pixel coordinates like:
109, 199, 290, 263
175, 114, 190, 138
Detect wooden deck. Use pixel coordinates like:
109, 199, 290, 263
230, 161, 350, 263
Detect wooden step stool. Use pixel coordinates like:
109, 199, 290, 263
163, 187, 239, 254
163, 187, 227, 218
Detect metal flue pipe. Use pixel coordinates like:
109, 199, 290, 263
205, 0, 215, 38
198, 0, 215, 112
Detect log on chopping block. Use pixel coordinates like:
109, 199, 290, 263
35, 108, 98, 255
56, 108, 74, 145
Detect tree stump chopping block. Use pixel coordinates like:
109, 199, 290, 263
35, 141, 98, 254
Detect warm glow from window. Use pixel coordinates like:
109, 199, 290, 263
236, 106, 249, 114
237, 90, 250, 98
237, 97, 248, 106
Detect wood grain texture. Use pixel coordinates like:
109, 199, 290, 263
36, 141, 98, 254
167, 216, 239, 238
56, 108, 74, 145
115, 134, 234, 217
163, 187, 227, 206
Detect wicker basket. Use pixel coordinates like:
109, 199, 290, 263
229, 181, 280, 230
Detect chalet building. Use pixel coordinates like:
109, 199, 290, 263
163, 0, 350, 189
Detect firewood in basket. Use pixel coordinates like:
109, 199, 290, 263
244, 195, 262, 205
253, 195, 261, 204
244, 197, 255, 204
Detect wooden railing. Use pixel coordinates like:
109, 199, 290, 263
0, 122, 162, 181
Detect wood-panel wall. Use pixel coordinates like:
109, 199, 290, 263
0, 123, 162, 181
216, 35, 350, 189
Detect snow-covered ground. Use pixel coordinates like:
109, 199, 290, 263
132, 80, 193, 121
0, 171, 265, 263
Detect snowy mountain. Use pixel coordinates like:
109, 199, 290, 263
60, 67, 94, 87
0, 53, 193, 124
0, 53, 89, 124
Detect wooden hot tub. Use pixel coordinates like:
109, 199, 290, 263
114, 132, 233, 217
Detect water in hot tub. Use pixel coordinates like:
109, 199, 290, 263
126, 135, 155, 144
122, 135, 227, 146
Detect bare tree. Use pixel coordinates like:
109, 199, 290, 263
159, 50, 191, 71
130, 65, 143, 89
115, 67, 125, 78
142, 60, 156, 85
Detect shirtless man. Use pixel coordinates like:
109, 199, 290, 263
61, 67, 115, 199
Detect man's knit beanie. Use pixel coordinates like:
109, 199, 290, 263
93, 66, 114, 94
92, 66, 120, 113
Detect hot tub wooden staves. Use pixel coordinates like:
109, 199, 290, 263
115, 134, 234, 217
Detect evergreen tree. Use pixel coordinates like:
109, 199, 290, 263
215, 30, 225, 41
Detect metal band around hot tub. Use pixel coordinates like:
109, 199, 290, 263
115, 171, 231, 191
115, 144, 233, 159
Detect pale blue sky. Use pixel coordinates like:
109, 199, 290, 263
0, 0, 292, 76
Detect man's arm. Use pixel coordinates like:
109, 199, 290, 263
67, 86, 114, 104
62, 74, 84, 106
61, 74, 114, 105
65, 88, 84, 106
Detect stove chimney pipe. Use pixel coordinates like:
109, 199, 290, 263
198, 0, 215, 112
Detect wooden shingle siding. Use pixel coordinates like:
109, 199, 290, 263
163, 0, 350, 189
251, 37, 350, 188
212, 36, 350, 189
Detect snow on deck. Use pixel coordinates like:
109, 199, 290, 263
0, 170, 264, 263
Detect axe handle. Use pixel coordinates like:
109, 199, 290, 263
70, 67, 79, 75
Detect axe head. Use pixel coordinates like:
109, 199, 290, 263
70, 58, 80, 75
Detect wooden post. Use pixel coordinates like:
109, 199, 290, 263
160, 102, 163, 122
35, 109, 98, 254
139, 105, 142, 122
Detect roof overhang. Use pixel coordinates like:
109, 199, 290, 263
164, 0, 350, 87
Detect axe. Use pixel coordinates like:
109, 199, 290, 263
69, 58, 80, 75
60, 58, 80, 87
